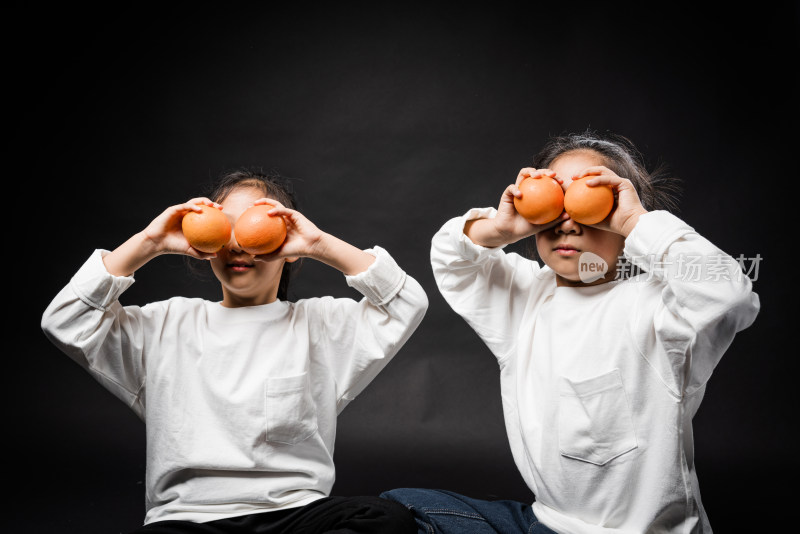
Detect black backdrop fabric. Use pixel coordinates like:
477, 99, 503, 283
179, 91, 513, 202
11, 4, 796, 533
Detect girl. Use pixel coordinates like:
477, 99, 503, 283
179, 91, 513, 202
382, 132, 760, 533
41, 169, 428, 534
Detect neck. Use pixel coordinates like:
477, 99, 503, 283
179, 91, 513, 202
220, 287, 280, 308
555, 270, 617, 287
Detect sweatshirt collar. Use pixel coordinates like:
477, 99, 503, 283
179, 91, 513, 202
205, 299, 290, 324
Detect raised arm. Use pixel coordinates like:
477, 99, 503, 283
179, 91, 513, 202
103, 197, 221, 276
248, 198, 376, 276
40, 198, 219, 414
305, 246, 428, 413
465, 167, 568, 247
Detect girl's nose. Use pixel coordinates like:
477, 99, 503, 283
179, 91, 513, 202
225, 229, 244, 252
555, 215, 582, 235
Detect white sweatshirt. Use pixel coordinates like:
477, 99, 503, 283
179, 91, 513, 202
431, 209, 759, 534
41, 246, 428, 525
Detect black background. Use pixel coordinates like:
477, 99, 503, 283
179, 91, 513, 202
11, 4, 797, 533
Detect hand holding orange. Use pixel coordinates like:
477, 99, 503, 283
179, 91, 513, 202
234, 204, 287, 255
564, 177, 614, 224
513, 175, 565, 224
181, 205, 232, 253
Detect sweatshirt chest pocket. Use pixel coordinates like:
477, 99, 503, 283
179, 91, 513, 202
266, 372, 318, 445
557, 369, 638, 466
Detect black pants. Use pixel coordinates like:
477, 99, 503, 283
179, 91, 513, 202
128, 496, 417, 534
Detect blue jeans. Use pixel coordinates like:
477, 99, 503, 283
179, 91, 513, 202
380, 488, 557, 534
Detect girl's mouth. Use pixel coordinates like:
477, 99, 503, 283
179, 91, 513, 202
554, 244, 579, 256
227, 261, 254, 272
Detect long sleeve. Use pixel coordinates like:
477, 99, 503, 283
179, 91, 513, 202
307, 246, 428, 412
624, 210, 760, 395
41, 249, 149, 416
430, 208, 552, 362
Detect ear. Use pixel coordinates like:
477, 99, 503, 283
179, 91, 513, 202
285, 256, 300, 263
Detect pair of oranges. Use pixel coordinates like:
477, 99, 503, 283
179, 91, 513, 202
514, 175, 614, 225
181, 205, 287, 255
184, 177, 610, 253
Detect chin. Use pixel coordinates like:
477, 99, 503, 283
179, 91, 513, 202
555, 276, 582, 287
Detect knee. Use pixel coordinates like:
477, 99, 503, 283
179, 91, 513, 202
380, 487, 459, 510
381, 487, 429, 506
365, 496, 419, 534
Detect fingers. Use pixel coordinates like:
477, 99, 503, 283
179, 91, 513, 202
516, 168, 535, 186
536, 169, 558, 181
251, 249, 280, 262
583, 176, 632, 191
252, 247, 299, 262
512, 168, 560, 197
574, 166, 624, 187
516, 168, 558, 186
264, 204, 294, 218
252, 198, 300, 221
253, 198, 284, 209
185, 248, 218, 261
583, 175, 623, 187
535, 210, 570, 231
179, 197, 221, 213
505, 182, 522, 199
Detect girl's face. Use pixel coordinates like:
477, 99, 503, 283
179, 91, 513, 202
210, 186, 287, 307
535, 150, 625, 287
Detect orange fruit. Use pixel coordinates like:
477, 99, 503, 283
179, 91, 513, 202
564, 177, 614, 224
234, 205, 287, 255
513, 176, 565, 224
181, 205, 232, 253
